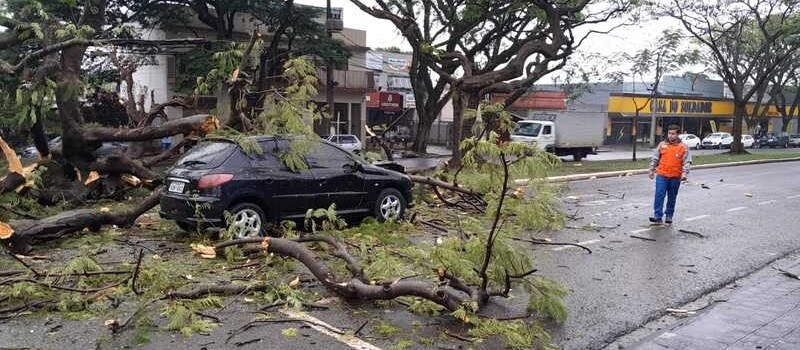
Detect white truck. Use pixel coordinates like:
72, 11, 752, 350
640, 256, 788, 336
510, 114, 605, 161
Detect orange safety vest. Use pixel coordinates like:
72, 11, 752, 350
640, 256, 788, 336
656, 141, 688, 178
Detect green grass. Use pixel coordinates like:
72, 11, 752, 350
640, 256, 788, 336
549, 151, 800, 177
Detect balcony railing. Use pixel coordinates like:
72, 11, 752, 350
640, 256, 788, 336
316, 69, 374, 91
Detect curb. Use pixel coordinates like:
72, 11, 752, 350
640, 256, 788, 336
515, 156, 800, 184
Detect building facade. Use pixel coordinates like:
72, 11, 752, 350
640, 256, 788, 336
495, 75, 798, 146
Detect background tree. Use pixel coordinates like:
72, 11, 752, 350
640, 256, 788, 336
769, 59, 800, 134
624, 30, 699, 160
664, 0, 800, 153
351, 0, 634, 161
0, 0, 219, 202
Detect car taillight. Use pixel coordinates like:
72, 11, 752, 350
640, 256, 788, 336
197, 174, 233, 189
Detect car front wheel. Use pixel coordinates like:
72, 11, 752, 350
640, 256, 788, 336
227, 203, 266, 239
375, 188, 406, 222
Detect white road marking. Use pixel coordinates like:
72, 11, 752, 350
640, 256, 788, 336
552, 239, 601, 251
685, 215, 709, 222
787, 194, 800, 199
757, 200, 777, 206
280, 309, 383, 350
726, 206, 748, 212
630, 228, 652, 234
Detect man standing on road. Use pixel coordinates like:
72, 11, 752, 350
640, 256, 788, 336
649, 124, 692, 225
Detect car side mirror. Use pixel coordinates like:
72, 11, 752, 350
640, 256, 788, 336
343, 161, 360, 173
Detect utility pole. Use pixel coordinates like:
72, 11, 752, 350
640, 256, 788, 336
325, 0, 335, 135
649, 92, 658, 147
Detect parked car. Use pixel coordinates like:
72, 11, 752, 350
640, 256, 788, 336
701, 132, 733, 149
742, 134, 755, 148
22, 136, 128, 158
757, 132, 790, 148
678, 134, 701, 149
326, 134, 363, 154
159, 136, 413, 238
21, 136, 61, 158
788, 134, 800, 147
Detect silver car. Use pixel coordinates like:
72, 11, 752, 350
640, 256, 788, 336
327, 134, 363, 154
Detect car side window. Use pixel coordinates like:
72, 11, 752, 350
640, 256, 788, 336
542, 125, 552, 135
254, 140, 293, 170
306, 142, 352, 169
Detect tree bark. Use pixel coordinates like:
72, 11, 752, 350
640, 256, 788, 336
30, 119, 50, 159
411, 111, 434, 154
82, 114, 217, 143
732, 101, 747, 153
2, 190, 161, 254
208, 237, 487, 312
449, 88, 464, 168
89, 154, 158, 181
408, 174, 482, 198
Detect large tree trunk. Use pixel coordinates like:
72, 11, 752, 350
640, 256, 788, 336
30, 119, 50, 159
2, 190, 160, 254
731, 101, 747, 153
449, 88, 464, 168
411, 111, 434, 154
460, 90, 481, 141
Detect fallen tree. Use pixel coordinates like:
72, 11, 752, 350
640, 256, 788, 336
193, 235, 521, 312
1, 190, 161, 254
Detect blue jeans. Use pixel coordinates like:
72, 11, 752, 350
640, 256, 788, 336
653, 175, 681, 219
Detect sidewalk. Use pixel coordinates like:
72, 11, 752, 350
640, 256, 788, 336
631, 257, 800, 350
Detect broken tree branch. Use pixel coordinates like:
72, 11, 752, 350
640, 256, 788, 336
1, 189, 161, 254
510, 237, 593, 254
200, 237, 487, 312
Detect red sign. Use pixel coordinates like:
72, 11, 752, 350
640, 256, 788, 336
491, 91, 566, 110
366, 92, 404, 112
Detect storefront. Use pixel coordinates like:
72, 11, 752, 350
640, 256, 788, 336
606, 93, 793, 144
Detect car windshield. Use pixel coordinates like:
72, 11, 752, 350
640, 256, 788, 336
339, 136, 357, 144
513, 122, 542, 137
176, 141, 236, 169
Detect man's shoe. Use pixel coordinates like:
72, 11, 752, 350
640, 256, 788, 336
649, 217, 663, 224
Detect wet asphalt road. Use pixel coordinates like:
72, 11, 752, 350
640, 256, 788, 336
530, 160, 800, 349
2, 161, 799, 350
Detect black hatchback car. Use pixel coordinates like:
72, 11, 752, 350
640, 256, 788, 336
758, 132, 790, 148
159, 136, 413, 238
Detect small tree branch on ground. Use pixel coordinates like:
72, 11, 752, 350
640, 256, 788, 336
510, 237, 593, 254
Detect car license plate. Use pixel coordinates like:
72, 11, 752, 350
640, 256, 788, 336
168, 181, 185, 193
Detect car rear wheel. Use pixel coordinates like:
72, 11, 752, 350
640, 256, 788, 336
375, 188, 406, 222
227, 203, 266, 239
